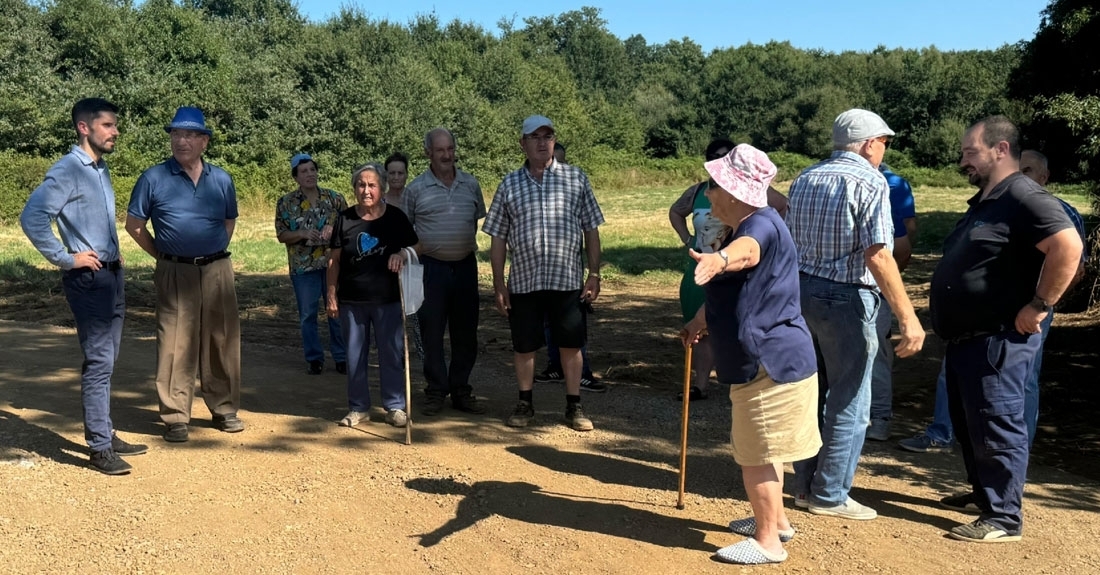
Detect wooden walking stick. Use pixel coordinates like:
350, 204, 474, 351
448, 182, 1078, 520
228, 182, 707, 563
399, 275, 413, 445
677, 340, 694, 509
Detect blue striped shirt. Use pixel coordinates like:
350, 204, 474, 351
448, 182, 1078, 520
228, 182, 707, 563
786, 151, 894, 287
20, 146, 120, 270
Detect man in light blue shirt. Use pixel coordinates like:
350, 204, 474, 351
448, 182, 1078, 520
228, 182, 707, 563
20, 98, 148, 475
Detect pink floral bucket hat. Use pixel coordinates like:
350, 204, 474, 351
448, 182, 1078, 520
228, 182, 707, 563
703, 144, 777, 208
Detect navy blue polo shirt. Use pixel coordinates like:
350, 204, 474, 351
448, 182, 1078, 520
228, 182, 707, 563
930, 173, 1073, 340
128, 157, 239, 257
705, 207, 817, 384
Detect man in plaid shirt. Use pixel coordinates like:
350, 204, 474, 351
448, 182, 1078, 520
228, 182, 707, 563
483, 115, 605, 431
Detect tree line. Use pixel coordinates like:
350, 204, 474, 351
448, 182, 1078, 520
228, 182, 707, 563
0, 0, 1094, 221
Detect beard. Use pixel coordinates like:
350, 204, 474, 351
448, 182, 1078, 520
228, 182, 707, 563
90, 137, 116, 156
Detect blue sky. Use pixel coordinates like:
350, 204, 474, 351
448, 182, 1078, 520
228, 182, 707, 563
298, 1, 1050, 53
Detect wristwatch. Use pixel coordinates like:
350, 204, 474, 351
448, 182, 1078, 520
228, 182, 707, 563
717, 249, 729, 270
1028, 295, 1053, 313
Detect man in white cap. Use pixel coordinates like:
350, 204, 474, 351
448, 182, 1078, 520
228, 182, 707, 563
785, 108, 925, 520
484, 115, 605, 431
125, 106, 244, 443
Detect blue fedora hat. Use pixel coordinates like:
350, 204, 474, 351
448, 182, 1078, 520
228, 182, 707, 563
164, 106, 212, 136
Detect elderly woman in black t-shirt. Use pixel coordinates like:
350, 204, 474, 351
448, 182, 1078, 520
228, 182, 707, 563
326, 163, 419, 429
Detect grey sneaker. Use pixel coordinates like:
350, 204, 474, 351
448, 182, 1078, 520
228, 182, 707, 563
565, 403, 594, 431
339, 410, 369, 427
89, 449, 132, 476
506, 400, 535, 428
792, 493, 809, 509
940, 492, 982, 514
807, 497, 878, 520
385, 409, 408, 428
866, 418, 891, 441
898, 433, 954, 453
948, 519, 1021, 543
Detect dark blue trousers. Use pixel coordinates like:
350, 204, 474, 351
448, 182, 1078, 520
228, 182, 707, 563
418, 254, 479, 399
61, 266, 125, 452
945, 330, 1040, 534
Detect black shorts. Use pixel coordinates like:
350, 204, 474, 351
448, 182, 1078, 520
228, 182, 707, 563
508, 289, 586, 353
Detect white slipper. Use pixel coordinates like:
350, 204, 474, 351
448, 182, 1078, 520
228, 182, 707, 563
727, 517, 795, 542
715, 537, 788, 565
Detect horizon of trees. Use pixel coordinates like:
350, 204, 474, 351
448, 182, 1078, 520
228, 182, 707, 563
1, 0, 1095, 220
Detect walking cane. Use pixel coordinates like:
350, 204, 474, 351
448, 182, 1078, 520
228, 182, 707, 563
398, 275, 413, 445
677, 340, 694, 509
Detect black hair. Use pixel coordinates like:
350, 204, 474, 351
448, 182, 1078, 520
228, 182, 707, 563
972, 115, 1021, 161
705, 138, 736, 161
384, 151, 409, 170
71, 98, 118, 133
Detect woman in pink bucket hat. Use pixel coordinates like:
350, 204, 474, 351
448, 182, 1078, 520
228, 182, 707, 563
681, 144, 821, 565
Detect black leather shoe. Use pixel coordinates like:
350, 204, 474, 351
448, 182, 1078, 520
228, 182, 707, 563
90, 449, 132, 475
164, 423, 189, 443
421, 395, 446, 416
307, 360, 323, 375
335, 361, 347, 375
452, 395, 488, 415
213, 413, 245, 433
111, 433, 148, 456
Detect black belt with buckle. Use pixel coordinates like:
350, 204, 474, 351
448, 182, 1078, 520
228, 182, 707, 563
74, 260, 122, 272
160, 251, 231, 266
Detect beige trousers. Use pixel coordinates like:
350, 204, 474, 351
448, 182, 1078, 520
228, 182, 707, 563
154, 257, 241, 424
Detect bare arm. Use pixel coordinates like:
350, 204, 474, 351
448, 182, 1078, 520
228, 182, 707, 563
892, 234, 913, 272
225, 219, 236, 243
668, 184, 697, 246
325, 248, 341, 318
124, 214, 159, 259
766, 186, 789, 218
690, 236, 760, 285
490, 236, 509, 315
1016, 228, 1084, 333
865, 244, 924, 358
582, 228, 602, 302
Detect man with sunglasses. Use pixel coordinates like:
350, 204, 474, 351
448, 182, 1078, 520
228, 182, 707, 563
785, 109, 925, 520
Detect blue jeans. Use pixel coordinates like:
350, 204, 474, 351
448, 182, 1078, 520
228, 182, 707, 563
793, 276, 880, 506
418, 255, 479, 399
291, 269, 345, 364
945, 330, 1039, 533
341, 302, 405, 412
926, 312, 1053, 447
62, 266, 125, 452
870, 302, 894, 421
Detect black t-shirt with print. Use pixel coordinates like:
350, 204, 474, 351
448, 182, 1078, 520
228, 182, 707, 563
330, 205, 418, 305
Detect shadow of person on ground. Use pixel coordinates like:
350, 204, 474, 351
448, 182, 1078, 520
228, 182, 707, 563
406, 477, 722, 551
0, 409, 89, 469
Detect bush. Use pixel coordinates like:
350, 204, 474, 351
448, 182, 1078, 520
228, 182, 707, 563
0, 152, 54, 223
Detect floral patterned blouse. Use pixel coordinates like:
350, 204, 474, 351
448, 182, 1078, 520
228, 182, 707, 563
275, 187, 348, 274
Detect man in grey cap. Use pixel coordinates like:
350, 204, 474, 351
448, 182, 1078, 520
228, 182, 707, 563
484, 115, 605, 431
785, 108, 925, 520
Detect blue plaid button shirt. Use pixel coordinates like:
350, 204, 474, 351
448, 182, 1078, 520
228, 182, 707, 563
785, 151, 894, 287
483, 160, 605, 294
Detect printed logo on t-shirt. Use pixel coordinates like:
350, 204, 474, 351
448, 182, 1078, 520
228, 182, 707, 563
355, 232, 384, 261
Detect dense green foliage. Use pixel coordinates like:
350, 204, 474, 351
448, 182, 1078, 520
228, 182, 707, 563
0, 0, 1053, 222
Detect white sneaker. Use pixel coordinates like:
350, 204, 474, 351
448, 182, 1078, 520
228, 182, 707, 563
385, 409, 408, 428
339, 410, 368, 427
808, 497, 878, 520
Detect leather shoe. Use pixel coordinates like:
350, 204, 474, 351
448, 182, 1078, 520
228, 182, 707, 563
213, 413, 245, 433
163, 423, 189, 443
90, 449, 132, 475
452, 395, 488, 415
111, 433, 148, 456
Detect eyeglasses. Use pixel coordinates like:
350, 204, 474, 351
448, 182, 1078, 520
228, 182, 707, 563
875, 136, 891, 149
525, 134, 555, 143
170, 131, 207, 141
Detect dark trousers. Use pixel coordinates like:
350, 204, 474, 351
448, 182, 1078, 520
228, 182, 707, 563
418, 254, 479, 399
61, 266, 125, 452
945, 330, 1039, 534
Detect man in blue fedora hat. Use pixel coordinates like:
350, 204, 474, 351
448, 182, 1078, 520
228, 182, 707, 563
125, 106, 244, 443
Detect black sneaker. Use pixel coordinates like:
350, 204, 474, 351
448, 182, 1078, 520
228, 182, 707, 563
213, 413, 245, 433
307, 360, 323, 375
452, 395, 488, 415
506, 400, 535, 427
565, 403, 594, 431
579, 374, 607, 393
948, 519, 1021, 543
534, 367, 564, 383
335, 361, 347, 375
940, 492, 982, 514
163, 423, 189, 443
90, 449, 132, 475
111, 433, 148, 456
421, 394, 446, 416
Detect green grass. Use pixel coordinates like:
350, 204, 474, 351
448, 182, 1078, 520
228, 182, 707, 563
2, 182, 1094, 286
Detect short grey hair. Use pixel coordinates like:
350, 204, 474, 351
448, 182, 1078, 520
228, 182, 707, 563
423, 127, 455, 151
834, 141, 865, 153
351, 163, 388, 193
1022, 149, 1049, 170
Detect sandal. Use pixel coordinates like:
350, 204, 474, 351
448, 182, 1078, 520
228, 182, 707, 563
676, 386, 708, 401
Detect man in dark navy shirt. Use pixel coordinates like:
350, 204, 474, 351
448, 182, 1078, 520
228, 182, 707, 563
929, 116, 1082, 543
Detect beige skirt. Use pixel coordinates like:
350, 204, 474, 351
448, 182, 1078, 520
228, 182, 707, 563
728, 367, 822, 467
